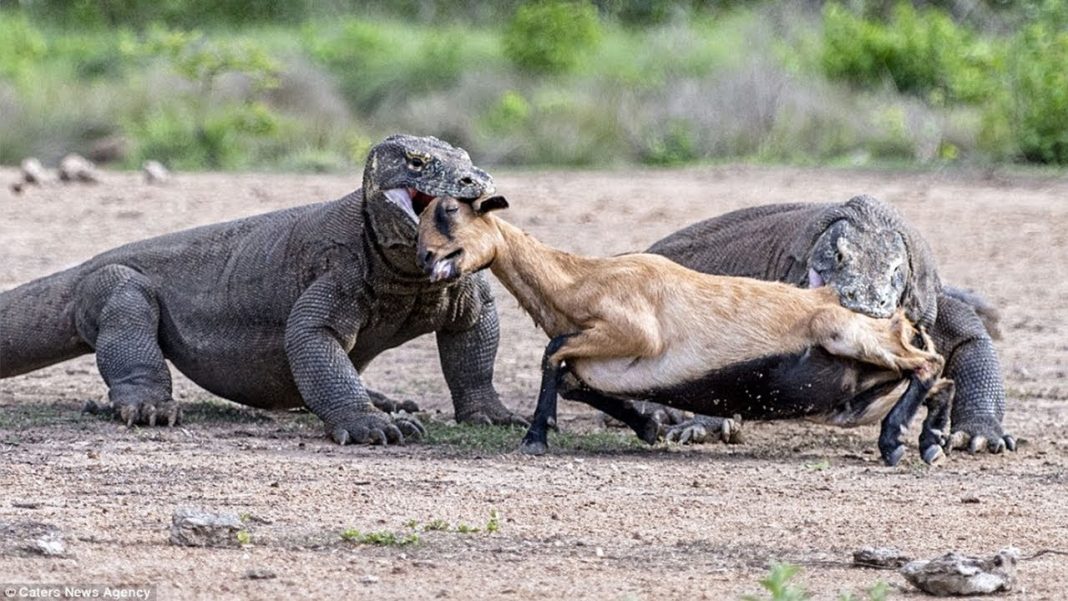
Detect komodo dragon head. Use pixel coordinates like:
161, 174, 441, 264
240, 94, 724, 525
803, 195, 939, 324
362, 134, 494, 251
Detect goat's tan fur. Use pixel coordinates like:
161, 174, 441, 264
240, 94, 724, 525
418, 197, 943, 396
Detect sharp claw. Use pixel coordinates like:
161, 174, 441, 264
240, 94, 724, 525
331, 428, 350, 446
922, 445, 945, 465
1004, 435, 1017, 452
719, 420, 732, 443
147, 407, 158, 427
989, 437, 1006, 454
949, 431, 970, 450
371, 429, 388, 446
969, 435, 987, 454
386, 425, 404, 445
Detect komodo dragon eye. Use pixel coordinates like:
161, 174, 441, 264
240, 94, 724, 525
407, 156, 427, 170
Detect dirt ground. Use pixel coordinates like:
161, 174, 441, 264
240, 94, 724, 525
1, 165, 1066, 600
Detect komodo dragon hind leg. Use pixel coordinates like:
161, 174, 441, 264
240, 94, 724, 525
74, 265, 181, 427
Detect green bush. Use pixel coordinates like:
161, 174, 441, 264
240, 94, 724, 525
0, 13, 47, 82
19, 0, 308, 28
504, 1, 601, 74
1009, 23, 1068, 164
305, 19, 473, 113
821, 2, 997, 104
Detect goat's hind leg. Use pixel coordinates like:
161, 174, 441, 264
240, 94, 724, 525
559, 382, 662, 445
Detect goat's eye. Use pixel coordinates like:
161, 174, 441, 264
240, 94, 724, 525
407, 156, 426, 170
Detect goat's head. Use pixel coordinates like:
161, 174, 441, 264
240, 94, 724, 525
417, 195, 510, 283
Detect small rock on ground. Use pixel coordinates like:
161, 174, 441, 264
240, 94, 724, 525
59, 154, 99, 183
901, 548, 1019, 596
854, 546, 911, 569
169, 508, 244, 548
0, 521, 67, 557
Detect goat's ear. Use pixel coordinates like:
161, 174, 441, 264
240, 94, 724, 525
474, 195, 509, 214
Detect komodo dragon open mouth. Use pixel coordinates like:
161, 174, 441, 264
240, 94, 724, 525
383, 187, 440, 224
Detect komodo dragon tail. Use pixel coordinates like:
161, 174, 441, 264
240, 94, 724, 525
942, 285, 1002, 340
0, 268, 92, 378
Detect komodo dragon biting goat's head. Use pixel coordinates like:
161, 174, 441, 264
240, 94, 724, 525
807, 220, 908, 318
363, 134, 494, 249
801, 195, 939, 324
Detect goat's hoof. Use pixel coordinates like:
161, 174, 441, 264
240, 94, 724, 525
882, 444, 906, 467
921, 445, 945, 465
519, 439, 548, 456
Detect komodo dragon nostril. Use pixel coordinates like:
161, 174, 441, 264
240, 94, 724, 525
459, 176, 474, 186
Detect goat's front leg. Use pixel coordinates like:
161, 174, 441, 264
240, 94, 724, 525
919, 378, 954, 465
520, 334, 574, 455
878, 374, 936, 466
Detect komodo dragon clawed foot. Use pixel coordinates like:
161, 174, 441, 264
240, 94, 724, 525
455, 402, 529, 428
326, 410, 425, 446
948, 418, 1017, 454
663, 415, 743, 445
366, 389, 421, 414
83, 397, 182, 427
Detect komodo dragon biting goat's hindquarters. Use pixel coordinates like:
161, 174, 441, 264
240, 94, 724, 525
0, 134, 526, 444
647, 195, 1013, 454
417, 195, 951, 466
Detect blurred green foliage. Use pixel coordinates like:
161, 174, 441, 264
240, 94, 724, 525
504, 1, 602, 74
0, 0, 1066, 169
821, 2, 996, 104
1008, 19, 1068, 164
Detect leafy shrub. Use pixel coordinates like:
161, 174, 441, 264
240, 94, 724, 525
821, 2, 997, 104
504, 1, 601, 74
1008, 22, 1068, 163
305, 19, 471, 113
20, 0, 308, 28
0, 13, 47, 81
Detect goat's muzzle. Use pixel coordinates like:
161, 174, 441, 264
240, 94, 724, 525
420, 249, 463, 283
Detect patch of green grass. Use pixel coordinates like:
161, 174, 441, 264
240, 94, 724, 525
804, 459, 831, 471
236, 530, 251, 546
340, 529, 420, 547
181, 399, 274, 424
423, 519, 450, 532
0, 402, 87, 431
422, 421, 647, 454
485, 510, 500, 534
743, 562, 808, 601
837, 580, 889, 601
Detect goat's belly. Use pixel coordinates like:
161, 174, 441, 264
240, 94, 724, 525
579, 347, 906, 424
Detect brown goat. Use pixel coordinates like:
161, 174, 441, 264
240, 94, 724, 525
417, 196, 952, 465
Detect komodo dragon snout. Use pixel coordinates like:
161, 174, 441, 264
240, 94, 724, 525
363, 134, 494, 227
808, 220, 908, 319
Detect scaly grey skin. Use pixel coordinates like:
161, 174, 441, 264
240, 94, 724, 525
647, 195, 1014, 454
0, 134, 525, 444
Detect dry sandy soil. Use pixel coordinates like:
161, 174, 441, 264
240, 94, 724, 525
1, 166, 1066, 600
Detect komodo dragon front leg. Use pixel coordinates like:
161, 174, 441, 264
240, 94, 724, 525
285, 276, 424, 445
437, 278, 527, 426
932, 294, 1014, 453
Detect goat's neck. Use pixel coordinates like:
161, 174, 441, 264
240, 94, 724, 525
487, 218, 587, 337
